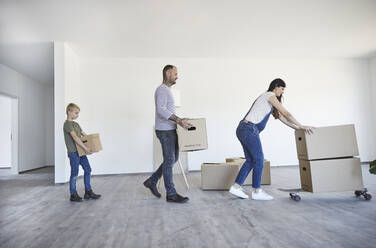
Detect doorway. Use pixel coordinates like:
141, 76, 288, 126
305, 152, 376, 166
0, 93, 18, 174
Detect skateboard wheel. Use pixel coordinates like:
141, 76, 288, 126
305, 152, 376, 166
364, 194, 372, 201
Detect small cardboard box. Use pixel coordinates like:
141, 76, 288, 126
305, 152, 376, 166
299, 157, 364, 193
177, 118, 208, 152
295, 124, 359, 160
226, 158, 271, 185
201, 163, 239, 190
76, 134, 103, 157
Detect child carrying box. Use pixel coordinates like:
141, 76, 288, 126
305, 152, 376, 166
64, 103, 101, 202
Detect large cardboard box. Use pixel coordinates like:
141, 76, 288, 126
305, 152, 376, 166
177, 118, 208, 152
299, 157, 364, 193
76, 134, 103, 157
295, 124, 359, 160
201, 163, 239, 190
226, 158, 271, 185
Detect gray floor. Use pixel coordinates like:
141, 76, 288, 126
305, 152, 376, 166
0, 165, 375, 248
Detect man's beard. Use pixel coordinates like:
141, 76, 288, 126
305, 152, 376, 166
167, 79, 176, 85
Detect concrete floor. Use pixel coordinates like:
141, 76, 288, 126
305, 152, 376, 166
0, 165, 375, 248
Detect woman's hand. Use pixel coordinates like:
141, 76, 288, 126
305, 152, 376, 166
300, 125, 315, 135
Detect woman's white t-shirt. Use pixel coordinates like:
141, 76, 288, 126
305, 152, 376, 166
245, 92, 275, 124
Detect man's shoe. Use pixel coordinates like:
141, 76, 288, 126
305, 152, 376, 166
143, 178, 161, 198
84, 190, 101, 200
166, 193, 189, 203
70, 193, 83, 202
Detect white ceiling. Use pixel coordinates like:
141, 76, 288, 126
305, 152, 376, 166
0, 42, 54, 85
0, 0, 376, 85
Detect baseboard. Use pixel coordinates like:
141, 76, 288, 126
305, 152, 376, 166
19, 165, 54, 174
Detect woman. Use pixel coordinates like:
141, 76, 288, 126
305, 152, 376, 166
229, 78, 314, 200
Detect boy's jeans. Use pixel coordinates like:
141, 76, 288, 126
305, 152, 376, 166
68, 152, 92, 195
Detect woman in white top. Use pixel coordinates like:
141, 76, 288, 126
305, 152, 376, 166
229, 78, 314, 200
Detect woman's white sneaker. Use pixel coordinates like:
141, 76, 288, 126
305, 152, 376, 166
229, 185, 249, 199
251, 189, 274, 200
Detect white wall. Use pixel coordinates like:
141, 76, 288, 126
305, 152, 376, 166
0, 94, 12, 167
370, 56, 376, 150
54, 42, 82, 183
0, 64, 54, 172
54, 51, 376, 181
177, 58, 376, 169
45, 86, 54, 165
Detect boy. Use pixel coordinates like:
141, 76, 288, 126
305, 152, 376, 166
64, 103, 101, 202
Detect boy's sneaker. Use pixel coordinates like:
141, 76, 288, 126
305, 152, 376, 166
229, 185, 249, 199
70, 193, 83, 202
251, 189, 274, 200
84, 190, 101, 200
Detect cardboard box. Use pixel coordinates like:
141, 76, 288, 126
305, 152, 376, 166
299, 157, 364, 193
201, 159, 271, 190
201, 163, 239, 190
76, 134, 103, 157
295, 124, 359, 160
226, 158, 271, 185
177, 118, 208, 152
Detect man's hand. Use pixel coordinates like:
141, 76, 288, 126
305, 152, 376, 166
177, 118, 193, 130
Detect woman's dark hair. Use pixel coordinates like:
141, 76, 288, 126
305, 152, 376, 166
267, 78, 286, 119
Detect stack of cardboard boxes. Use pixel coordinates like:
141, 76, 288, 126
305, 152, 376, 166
201, 159, 271, 190
226, 158, 271, 186
176, 118, 272, 190
295, 124, 364, 193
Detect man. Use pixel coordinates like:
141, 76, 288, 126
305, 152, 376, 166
143, 65, 192, 203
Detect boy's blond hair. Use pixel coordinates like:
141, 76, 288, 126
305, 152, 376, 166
66, 103, 80, 115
